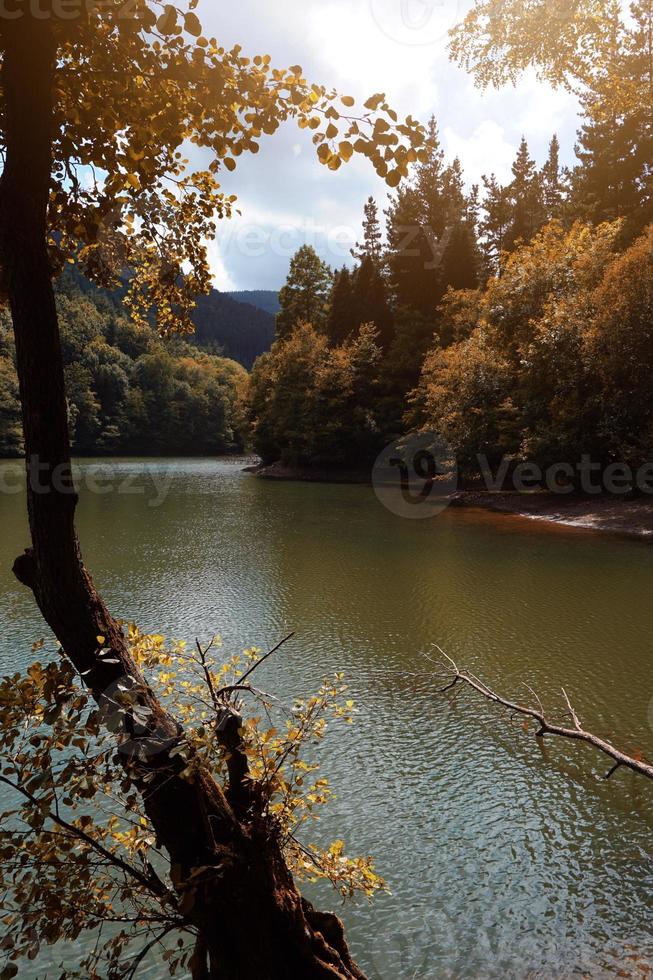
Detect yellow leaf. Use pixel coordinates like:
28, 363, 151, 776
385, 169, 401, 188
184, 12, 202, 36
339, 141, 353, 161
157, 5, 177, 34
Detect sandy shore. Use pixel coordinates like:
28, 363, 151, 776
450, 490, 653, 538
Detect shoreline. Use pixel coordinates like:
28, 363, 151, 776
242, 461, 373, 484
449, 490, 653, 539
246, 462, 653, 539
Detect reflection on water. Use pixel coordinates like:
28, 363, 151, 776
0, 458, 652, 979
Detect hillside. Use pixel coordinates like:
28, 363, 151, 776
193, 291, 275, 367
224, 290, 280, 316
0, 272, 249, 457
63, 265, 276, 368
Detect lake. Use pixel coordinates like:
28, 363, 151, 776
0, 457, 652, 979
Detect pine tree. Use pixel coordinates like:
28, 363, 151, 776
541, 134, 565, 220
438, 158, 481, 294
276, 245, 333, 340
505, 137, 544, 250
441, 158, 467, 226
416, 116, 446, 228
351, 257, 394, 349
386, 116, 446, 314
439, 222, 480, 293
352, 197, 383, 265
386, 184, 434, 313
326, 267, 354, 346
465, 182, 481, 232
572, 111, 640, 225
479, 173, 512, 273
570, 7, 642, 227
624, 0, 653, 231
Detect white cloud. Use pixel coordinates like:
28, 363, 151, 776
443, 120, 516, 185
197, 0, 582, 289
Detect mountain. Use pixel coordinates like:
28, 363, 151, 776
224, 290, 280, 316
61, 265, 276, 369
193, 293, 275, 368
1, 268, 249, 458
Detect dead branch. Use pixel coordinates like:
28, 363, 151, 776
430, 647, 653, 782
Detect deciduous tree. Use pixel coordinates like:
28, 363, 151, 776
0, 4, 426, 977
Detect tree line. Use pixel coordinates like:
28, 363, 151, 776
247, 0, 653, 480
0, 271, 247, 458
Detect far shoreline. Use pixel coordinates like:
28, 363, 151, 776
246, 461, 653, 540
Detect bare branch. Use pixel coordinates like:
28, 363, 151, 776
195, 637, 219, 714
561, 687, 582, 731
431, 650, 653, 783
218, 631, 296, 696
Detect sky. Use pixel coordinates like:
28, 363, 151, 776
196, 0, 581, 291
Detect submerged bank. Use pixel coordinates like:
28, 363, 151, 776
450, 491, 653, 538
247, 462, 653, 538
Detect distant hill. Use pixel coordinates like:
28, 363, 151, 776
193, 292, 275, 368
61, 265, 276, 369
225, 290, 280, 316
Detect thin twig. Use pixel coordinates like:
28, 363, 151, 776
221, 631, 295, 692
0, 773, 173, 898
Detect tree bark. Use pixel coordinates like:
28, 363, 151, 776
0, 16, 366, 980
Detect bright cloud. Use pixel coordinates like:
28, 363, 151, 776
196, 0, 582, 290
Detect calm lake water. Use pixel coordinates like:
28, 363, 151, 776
1, 458, 652, 979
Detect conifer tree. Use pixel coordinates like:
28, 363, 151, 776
569, 0, 652, 232
352, 196, 383, 265
276, 245, 333, 339
386, 116, 446, 314
326, 266, 355, 346
627, 0, 653, 227
386, 184, 434, 312
351, 257, 394, 348
439, 222, 480, 292
541, 134, 565, 220
479, 173, 512, 273
441, 158, 468, 226
505, 137, 544, 249
416, 116, 446, 226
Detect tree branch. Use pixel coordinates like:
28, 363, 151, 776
431, 648, 653, 782
0, 773, 173, 898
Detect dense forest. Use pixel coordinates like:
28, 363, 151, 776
192, 290, 276, 367
0, 266, 282, 457
247, 30, 653, 480
0, 270, 249, 457
1, 4, 650, 475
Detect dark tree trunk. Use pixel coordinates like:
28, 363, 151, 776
0, 16, 366, 980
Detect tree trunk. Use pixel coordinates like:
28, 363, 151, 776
0, 16, 366, 980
